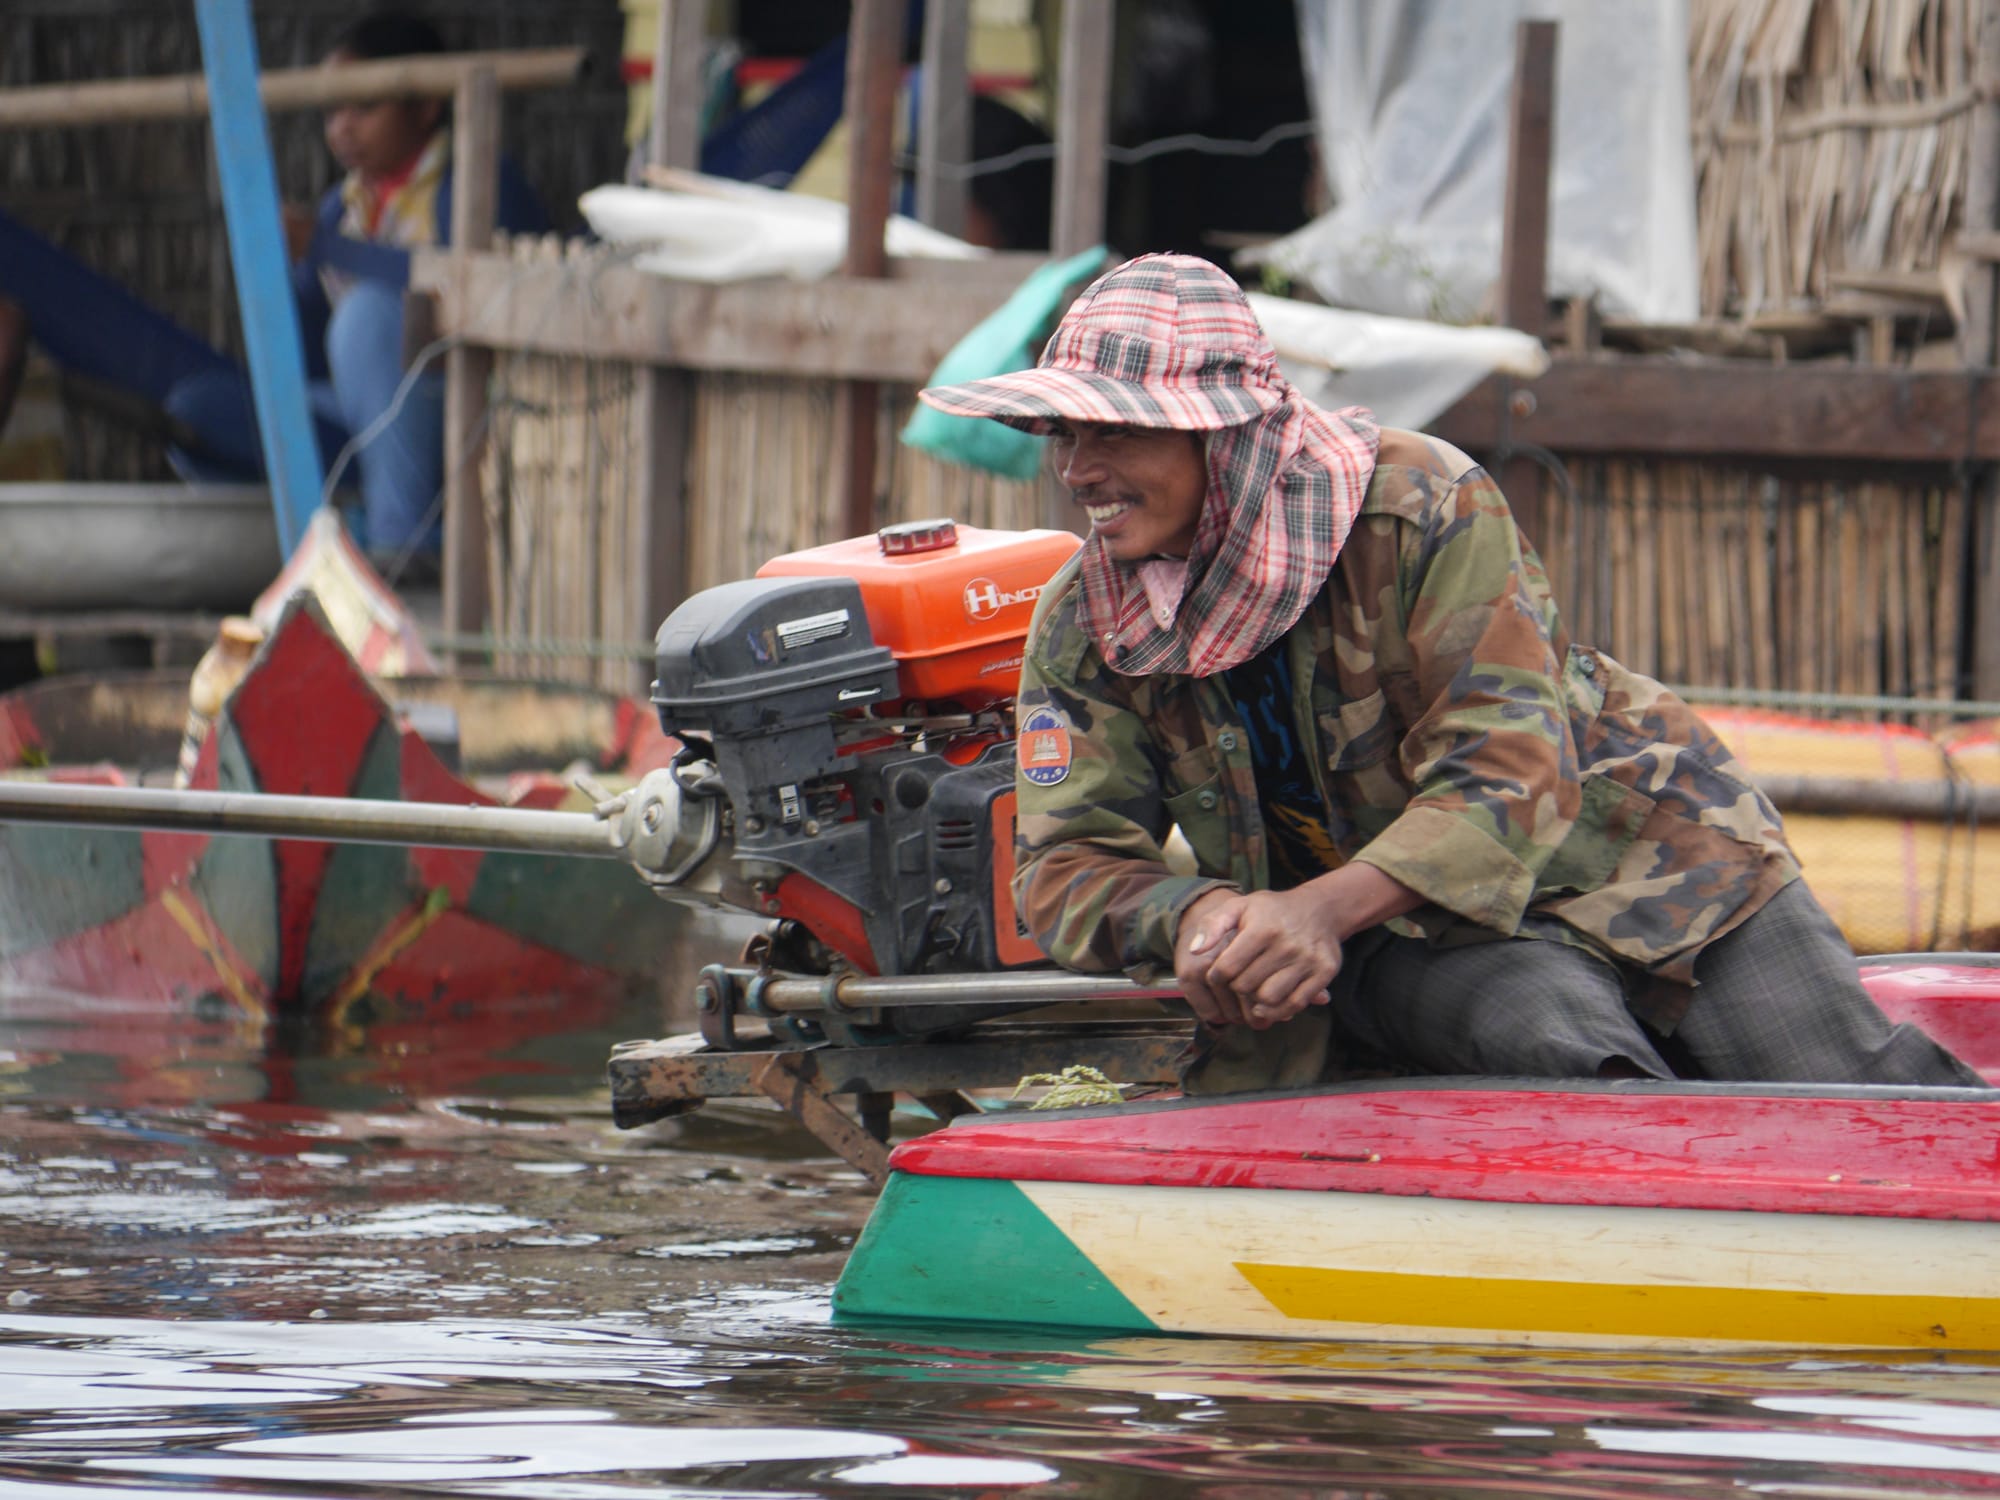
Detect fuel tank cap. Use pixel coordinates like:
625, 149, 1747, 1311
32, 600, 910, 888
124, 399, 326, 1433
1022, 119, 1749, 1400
877, 518, 959, 555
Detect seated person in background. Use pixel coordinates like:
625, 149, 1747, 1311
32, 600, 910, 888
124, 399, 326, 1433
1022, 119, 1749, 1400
167, 8, 546, 577
920, 252, 1985, 1096
904, 94, 1052, 251
961, 97, 1053, 252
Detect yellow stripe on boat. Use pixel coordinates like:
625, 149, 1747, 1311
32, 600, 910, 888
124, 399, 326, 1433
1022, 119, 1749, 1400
1233, 1264, 2000, 1349
1017, 1181, 2000, 1351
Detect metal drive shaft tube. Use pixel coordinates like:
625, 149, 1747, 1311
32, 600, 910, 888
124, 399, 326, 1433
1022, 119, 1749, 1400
0, 779, 620, 860
711, 967, 1182, 1013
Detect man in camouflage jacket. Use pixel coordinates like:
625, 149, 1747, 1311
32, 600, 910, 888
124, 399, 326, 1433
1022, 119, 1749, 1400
922, 253, 1980, 1092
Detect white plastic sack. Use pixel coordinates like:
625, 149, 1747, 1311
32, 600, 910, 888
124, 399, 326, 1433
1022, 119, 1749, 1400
1247, 293, 1548, 429
1261, 0, 1696, 324
579, 178, 984, 283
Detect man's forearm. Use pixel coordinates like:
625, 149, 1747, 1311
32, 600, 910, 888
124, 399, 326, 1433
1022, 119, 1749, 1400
1299, 861, 1425, 941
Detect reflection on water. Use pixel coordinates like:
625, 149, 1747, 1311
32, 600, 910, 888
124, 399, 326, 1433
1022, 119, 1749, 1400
6, 936, 2000, 1497
8, 1308, 2000, 1497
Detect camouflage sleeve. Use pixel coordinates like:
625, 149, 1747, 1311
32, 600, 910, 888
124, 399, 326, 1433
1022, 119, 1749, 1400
1012, 593, 1235, 978
1349, 467, 1583, 933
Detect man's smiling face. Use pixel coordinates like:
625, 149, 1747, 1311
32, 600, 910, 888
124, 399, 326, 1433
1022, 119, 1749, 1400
1049, 420, 1209, 562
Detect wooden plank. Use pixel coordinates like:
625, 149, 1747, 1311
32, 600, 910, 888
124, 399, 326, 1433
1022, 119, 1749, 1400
1433, 361, 2000, 463
1975, 0, 2000, 702
423, 261, 2000, 470
636, 0, 704, 684
840, 0, 906, 540
916, 0, 973, 238
1774, 475, 1796, 689
1959, 0, 2000, 366
1633, 462, 1657, 677
1607, 460, 1632, 663
1052, 0, 1114, 257
1940, 482, 1967, 702
887, 250, 1049, 285
1712, 471, 1741, 684
1839, 491, 1865, 696
1497, 20, 1558, 549
647, 0, 707, 176
442, 66, 500, 656
843, 0, 902, 285
0, 46, 585, 128
192, 0, 321, 557
1909, 494, 1935, 700
1499, 21, 1558, 343
415, 250, 1026, 382
1976, 470, 2000, 700
632, 369, 691, 679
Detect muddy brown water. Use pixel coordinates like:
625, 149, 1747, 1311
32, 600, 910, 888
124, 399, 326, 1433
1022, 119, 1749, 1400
6, 930, 2000, 1497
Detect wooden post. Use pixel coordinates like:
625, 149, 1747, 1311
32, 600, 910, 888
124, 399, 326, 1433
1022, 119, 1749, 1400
1497, 19, 1558, 551
633, 0, 707, 680
0, 48, 586, 128
442, 65, 499, 657
916, 0, 971, 238
1052, 0, 1113, 258
840, 0, 904, 540
647, 0, 707, 179
1968, 0, 2000, 700
191, 0, 321, 556
1960, 0, 2000, 368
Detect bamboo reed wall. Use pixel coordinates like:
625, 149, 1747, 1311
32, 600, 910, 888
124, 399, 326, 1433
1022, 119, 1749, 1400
1534, 456, 1966, 705
485, 331, 1973, 713
483, 353, 1066, 692
1691, 0, 1977, 318
482, 350, 641, 695
685, 374, 1066, 595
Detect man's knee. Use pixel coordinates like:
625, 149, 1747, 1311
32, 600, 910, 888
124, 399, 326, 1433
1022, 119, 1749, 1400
1681, 881, 1983, 1084
325, 282, 406, 375
1348, 936, 1669, 1078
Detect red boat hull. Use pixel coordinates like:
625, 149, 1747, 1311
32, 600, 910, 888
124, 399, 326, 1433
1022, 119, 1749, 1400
0, 599, 684, 1021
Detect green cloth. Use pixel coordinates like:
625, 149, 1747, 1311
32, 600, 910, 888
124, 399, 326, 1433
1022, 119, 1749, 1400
899, 247, 1107, 479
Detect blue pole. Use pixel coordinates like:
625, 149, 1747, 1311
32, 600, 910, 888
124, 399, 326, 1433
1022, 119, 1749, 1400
192, 0, 320, 555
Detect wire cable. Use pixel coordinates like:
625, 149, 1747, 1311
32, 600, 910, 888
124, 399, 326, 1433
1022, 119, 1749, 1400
889, 117, 1318, 183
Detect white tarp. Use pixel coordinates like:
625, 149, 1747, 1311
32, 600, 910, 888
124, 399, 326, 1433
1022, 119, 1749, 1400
1247, 293, 1547, 429
579, 179, 983, 283
1259, 0, 1697, 325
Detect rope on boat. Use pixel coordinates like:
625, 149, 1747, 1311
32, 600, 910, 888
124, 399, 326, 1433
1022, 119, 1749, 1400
1012, 1065, 1130, 1110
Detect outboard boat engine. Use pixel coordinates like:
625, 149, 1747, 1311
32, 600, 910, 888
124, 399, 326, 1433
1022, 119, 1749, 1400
643, 519, 1080, 992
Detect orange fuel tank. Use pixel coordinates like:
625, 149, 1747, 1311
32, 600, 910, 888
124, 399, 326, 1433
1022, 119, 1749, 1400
756, 520, 1081, 711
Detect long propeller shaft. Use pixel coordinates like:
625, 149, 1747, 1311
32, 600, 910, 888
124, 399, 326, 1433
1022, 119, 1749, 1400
0, 779, 618, 859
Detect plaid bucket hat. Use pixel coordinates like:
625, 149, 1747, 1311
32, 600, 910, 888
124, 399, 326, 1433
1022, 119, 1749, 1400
917, 252, 1292, 432
919, 253, 1381, 678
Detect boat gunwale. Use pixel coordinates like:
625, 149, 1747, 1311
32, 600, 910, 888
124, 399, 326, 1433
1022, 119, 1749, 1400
885, 1072, 2000, 1222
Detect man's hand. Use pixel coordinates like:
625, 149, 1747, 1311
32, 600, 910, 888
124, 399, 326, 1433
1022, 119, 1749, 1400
1174, 887, 1252, 1028
1203, 886, 1342, 1028
1171, 864, 1426, 1031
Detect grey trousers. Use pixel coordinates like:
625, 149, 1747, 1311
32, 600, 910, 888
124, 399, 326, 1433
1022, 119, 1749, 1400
1325, 880, 1985, 1087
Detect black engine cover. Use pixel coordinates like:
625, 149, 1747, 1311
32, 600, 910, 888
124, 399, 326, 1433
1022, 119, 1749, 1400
652, 576, 900, 780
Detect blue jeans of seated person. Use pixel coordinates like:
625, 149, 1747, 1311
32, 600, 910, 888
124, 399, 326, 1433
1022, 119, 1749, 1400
165, 280, 445, 563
